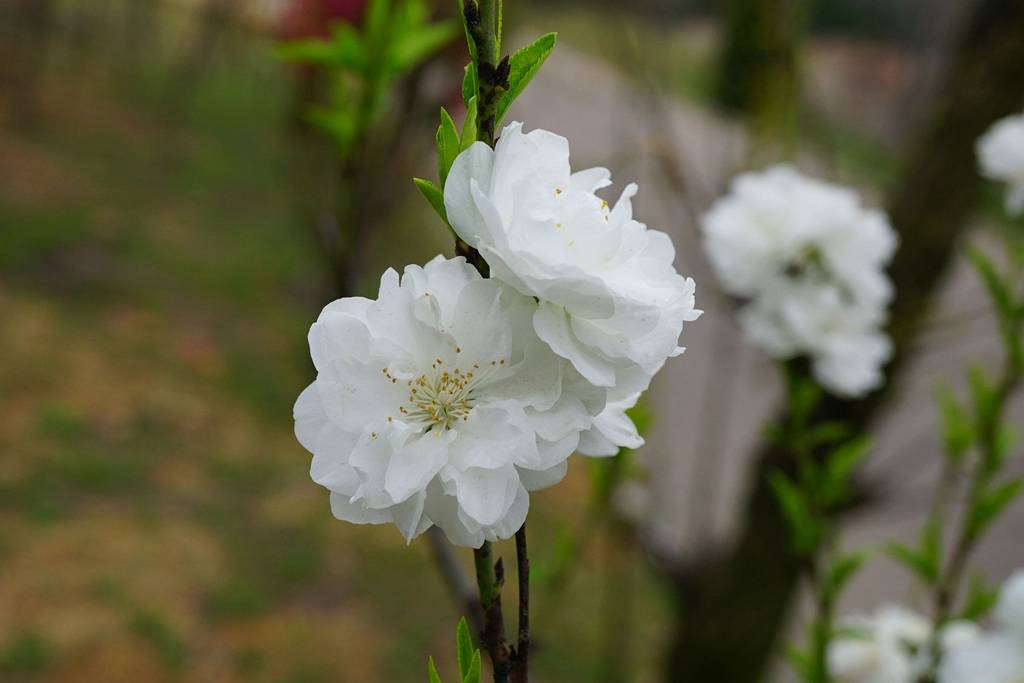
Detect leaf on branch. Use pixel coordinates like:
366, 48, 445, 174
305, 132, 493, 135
828, 551, 869, 596
936, 384, 974, 464
456, 617, 474, 680
969, 247, 1016, 324
770, 471, 818, 554
413, 178, 449, 226
462, 63, 478, 108
462, 651, 481, 683
437, 108, 461, 185
886, 541, 938, 585
461, 97, 478, 151
960, 573, 999, 621
821, 436, 869, 506
390, 20, 458, 74
428, 657, 445, 683
494, 32, 557, 127
968, 478, 1024, 539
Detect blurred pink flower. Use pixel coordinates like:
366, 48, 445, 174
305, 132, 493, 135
277, 0, 366, 40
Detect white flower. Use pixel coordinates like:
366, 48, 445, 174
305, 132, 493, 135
702, 165, 897, 397
997, 570, 1024, 636
977, 113, 1024, 216
828, 606, 931, 683
577, 393, 644, 457
739, 279, 892, 397
294, 256, 602, 547
443, 122, 702, 401
939, 633, 1024, 683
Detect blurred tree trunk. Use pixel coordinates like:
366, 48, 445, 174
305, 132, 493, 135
664, 2, 1024, 682
1, 0, 55, 128
714, 0, 807, 157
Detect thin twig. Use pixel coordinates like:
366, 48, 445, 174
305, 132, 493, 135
512, 524, 530, 683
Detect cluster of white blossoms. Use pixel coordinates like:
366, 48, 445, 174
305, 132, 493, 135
294, 122, 701, 546
978, 112, 1024, 217
827, 571, 1024, 683
939, 570, 1024, 683
702, 165, 898, 397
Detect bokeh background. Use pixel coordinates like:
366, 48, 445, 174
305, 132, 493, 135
1, 1, 1022, 682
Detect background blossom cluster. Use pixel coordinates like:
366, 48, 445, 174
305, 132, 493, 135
701, 165, 898, 397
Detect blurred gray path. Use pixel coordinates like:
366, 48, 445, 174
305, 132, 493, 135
511, 42, 1024, 671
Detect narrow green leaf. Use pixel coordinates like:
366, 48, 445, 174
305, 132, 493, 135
770, 471, 817, 554
414, 178, 449, 225
462, 650, 481, 683
821, 437, 869, 506
805, 421, 850, 449
886, 542, 938, 584
936, 385, 974, 464
461, 97, 478, 151
274, 39, 338, 65
456, 617, 474, 679
968, 365, 996, 425
968, 478, 1024, 539
390, 20, 457, 74
494, 32, 557, 126
428, 656, 444, 683
969, 247, 1015, 323
960, 573, 999, 621
364, 0, 392, 45
437, 108, 461, 185
462, 63, 477, 108
828, 551, 868, 596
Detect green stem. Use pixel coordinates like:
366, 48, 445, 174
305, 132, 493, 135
474, 542, 512, 682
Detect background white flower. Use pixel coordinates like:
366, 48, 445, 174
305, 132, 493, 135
827, 605, 931, 683
444, 121, 702, 403
702, 165, 898, 397
977, 113, 1024, 216
996, 569, 1024, 636
294, 256, 603, 547
939, 633, 1024, 683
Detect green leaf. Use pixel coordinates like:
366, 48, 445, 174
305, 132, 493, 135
886, 542, 938, 584
960, 573, 999, 621
804, 421, 851, 449
821, 437, 869, 506
428, 656, 444, 683
969, 247, 1015, 324
460, 97, 478, 151
968, 478, 1024, 539
770, 471, 818, 554
414, 178, 449, 224
784, 645, 812, 681
462, 650, 481, 683
462, 63, 477, 108
968, 365, 996, 425
788, 375, 822, 428
494, 32, 557, 126
991, 423, 1017, 473
828, 551, 868, 596
364, 0, 392, 46
390, 20, 457, 74
936, 385, 974, 464
437, 108, 461, 185
456, 617, 474, 679
275, 38, 339, 64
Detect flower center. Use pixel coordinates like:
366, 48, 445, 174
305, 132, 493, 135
393, 357, 504, 431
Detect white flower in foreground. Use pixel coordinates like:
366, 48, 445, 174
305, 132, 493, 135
828, 606, 931, 683
978, 113, 1024, 216
997, 570, 1024, 636
577, 393, 644, 457
444, 122, 702, 400
294, 256, 602, 547
702, 165, 897, 397
939, 633, 1024, 683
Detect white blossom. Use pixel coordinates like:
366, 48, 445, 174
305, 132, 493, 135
294, 256, 602, 547
702, 165, 897, 397
938, 633, 1024, 683
977, 113, 1024, 216
997, 570, 1024, 636
828, 605, 931, 683
577, 393, 644, 457
444, 121, 702, 402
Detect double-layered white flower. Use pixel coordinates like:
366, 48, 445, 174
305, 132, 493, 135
827, 606, 931, 683
940, 570, 1024, 683
294, 256, 602, 547
444, 122, 702, 404
702, 165, 898, 397
978, 113, 1024, 216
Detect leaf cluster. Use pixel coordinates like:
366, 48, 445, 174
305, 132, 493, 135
427, 618, 482, 683
276, 0, 457, 154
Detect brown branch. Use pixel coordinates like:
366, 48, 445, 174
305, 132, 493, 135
511, 525, 530, 683
474, 541, 512, 682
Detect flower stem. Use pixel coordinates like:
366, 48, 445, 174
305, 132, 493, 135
473, 541, 512, 682
512, 525, 530, 683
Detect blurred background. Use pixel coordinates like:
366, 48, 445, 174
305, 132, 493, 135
1, 0, 1022, 682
